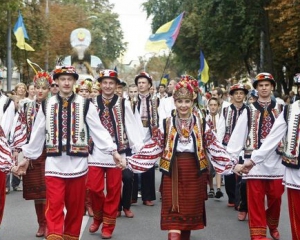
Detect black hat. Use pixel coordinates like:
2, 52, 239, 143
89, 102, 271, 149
52, 66, 79, 80
134, 72, 152, 87
252, 72, 276, 89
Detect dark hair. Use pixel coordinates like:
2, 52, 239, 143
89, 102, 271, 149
208, 97, 220, 105
282, 95, 290, 102
212, 87, 223, 97
273, 91, 280, 98
159, 84, 166, 88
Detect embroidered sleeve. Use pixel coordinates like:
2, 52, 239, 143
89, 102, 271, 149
9, 110, 28, 149
125, 139, 163, 173
204, 124, 235, 175
0, 126, 12, 173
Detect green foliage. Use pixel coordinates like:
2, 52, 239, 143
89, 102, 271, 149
0, 0, 125, 76
143, 0, 300, 90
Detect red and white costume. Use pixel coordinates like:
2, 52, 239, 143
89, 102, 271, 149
87, 94, 143, 236
22, 93, 117, 240
251, 101, 300, 240
227, 100, 284, 239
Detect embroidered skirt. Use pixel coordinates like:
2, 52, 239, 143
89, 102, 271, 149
22, 150, 46, 200
161, 152, 208, 230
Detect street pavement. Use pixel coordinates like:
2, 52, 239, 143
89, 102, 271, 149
0, 170, 292, 240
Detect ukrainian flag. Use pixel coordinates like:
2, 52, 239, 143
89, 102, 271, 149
199, 50, 209, 83
160, 74, 169, 86
13, 12, 35, 51
145, 12, 184, 52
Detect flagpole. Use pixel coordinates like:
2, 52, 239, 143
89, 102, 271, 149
6, 10, 12, 91
159, 50, 172, 84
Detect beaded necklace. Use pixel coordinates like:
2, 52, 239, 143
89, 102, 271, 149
175, 114, 194, 145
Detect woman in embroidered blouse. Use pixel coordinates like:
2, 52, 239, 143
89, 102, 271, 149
125, 79, 244, 240
10, 72, 52, 237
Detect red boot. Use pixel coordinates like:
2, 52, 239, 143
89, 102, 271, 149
168, 232, 181, 240
89, 219, 102, 233
34, 202, 46, 237
85, 189, 94, 217
181, 230, 191, 240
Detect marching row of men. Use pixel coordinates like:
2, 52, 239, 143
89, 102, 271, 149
0, 67, 299, 240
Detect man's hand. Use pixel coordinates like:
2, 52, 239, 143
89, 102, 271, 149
16, 159, 30, 176
112, 151, 122, 165
233, 164, 245, 176
242, 160, 255, 173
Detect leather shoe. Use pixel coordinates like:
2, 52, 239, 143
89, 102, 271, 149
270, 229, 280, 240
101, 231, 112, 239
143, 200, 154, 206
116, 211, 121, 217
123, 208, 134, 218
227, 203, 235, 207
89, 222, 100, 233
237, 211, 247, 221
131, 199, 137, 204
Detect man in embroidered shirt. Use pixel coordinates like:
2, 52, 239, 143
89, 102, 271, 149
18, 66, 123, 240
132, 72, 159, 206
242, 98, 300, 240
87, 69, 144, 239
226, 73, 284, 240
217, 84, 249, 220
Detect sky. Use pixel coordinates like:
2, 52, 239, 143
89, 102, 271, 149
109, 0, 153, 64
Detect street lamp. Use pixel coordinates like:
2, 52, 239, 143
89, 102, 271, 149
282, 65, 287, 89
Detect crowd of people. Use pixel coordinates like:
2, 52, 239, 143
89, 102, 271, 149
0, 68, 299, 240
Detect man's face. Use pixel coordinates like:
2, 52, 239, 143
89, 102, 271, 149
211, 90, 221, 100
208, 99, 219, 114
137, 77, 151, 94
231, 90, 246, 104
57, 75, 76, 96
100, 78, 117, 96
168, 80, 176, 94
159, 86, 166, 94
50, 82, 59, 95
256, 81, 273, 98
128, 86, 138, 99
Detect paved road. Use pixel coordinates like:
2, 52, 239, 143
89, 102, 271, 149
0, 170, 292, 240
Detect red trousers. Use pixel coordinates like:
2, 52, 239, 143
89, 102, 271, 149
287, 188, 300, 240
87, 166, 122, 234
0, 172, 6, 225
247, 179, 284, 239
45, 175, 86, 240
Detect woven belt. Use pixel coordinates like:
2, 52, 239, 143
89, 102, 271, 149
142, 120, 149, 127
62, 145, 67, 152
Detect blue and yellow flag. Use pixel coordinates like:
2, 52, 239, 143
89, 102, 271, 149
160, 74, 169, 86
13, 12, 35, 51
145, 13, 184, 52
199, 50, 209, 83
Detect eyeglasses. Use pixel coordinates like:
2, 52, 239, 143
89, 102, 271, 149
51, 84, 58, 87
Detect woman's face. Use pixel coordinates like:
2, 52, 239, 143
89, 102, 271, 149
16, 84, 27, 98
35, 86, 49, 102
174, 98, 193, 118
28, 85, 36, 97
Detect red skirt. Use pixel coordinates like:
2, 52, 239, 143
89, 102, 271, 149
161, 153, 208, 230
22, 150, 46, 200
